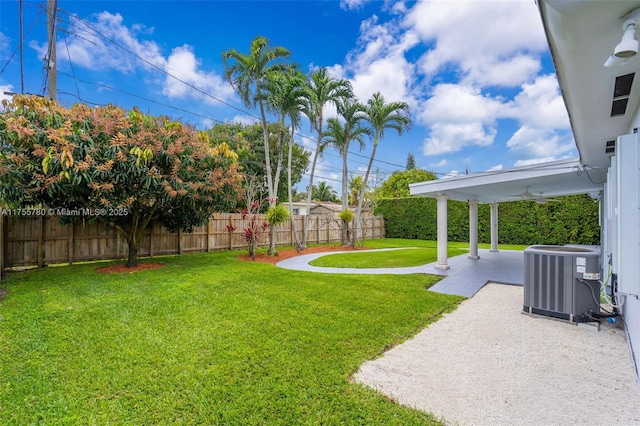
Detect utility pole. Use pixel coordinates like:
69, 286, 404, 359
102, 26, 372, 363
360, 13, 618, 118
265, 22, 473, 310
19, 0, 24, 93
46, 0, 57, 100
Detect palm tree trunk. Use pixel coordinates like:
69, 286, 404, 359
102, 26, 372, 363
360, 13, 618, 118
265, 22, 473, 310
353, 138, 378, 247
288, 125, 302, 250
259, 99, 275, 203
267, 121, 286, 256
303, 116, 323, 248
341, 147, 349, 246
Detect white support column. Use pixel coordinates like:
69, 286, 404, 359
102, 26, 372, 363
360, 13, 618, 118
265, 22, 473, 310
490, 203, 499, 252
468, 200, 480, 260
436, 195, 450, 270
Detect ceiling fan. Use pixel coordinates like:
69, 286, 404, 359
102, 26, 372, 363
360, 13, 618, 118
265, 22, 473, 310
508, 187, 535, 200
509, 187, 561, 203
535, 192, 562, 204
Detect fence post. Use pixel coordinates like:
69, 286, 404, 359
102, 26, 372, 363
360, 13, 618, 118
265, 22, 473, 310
206, 219, 210, 252
229, 215, 234, 250
37, 215, 45, 267
177, 228, 182, 255
116, 230, 121, 259
68, 220, 74, 265
149, 223, 154, 258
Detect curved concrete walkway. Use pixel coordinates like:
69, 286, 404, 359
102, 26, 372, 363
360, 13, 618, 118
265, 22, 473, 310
276, 248, 434, 275
276, 248, 524, 298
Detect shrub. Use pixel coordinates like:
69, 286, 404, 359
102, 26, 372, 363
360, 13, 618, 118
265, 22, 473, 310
375, 195, 600, 245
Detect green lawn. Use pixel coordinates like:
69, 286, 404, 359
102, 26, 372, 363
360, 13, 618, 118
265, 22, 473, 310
0, 244, 463, 424
309, 239, 527, 268
309, 247, 467, 268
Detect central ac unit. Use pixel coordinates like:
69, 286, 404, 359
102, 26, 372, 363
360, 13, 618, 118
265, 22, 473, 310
523, 245, 601, 322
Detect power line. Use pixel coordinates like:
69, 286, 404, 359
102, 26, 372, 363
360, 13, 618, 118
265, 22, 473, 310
53, 7, 415, 176
0, 2, 42, 76
57, 10, 255, 118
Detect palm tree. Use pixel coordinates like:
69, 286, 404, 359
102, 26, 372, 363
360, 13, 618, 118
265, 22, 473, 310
222, 42, 290, 199
348, 175, 364, 206
262, 67, 309, 250
354, 92, 411, 246
222, 36, 290, 254
302, 68, 352, 247
312, 181, 339, 202
323, 98, 371, 245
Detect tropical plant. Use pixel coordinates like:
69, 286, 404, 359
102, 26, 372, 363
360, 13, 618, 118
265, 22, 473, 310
302, 68, 353, 247
261, 67, 309, 250
348, 175, 364, 206
312, 181, 339, 202
206, 122, 309, 204
377, 168, 436, 198
354, 92, 411, 246
0, 95, 243, 267
323, 98, 371, 244
222, 36, 291, 254
226, 175, 269, 260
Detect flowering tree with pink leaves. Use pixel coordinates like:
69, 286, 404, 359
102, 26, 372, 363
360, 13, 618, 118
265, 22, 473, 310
0, 95, 244, 267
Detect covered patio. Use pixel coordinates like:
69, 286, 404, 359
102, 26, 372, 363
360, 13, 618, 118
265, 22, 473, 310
409, 158, 607, 271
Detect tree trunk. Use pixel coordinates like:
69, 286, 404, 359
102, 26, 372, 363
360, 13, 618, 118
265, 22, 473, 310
341, 147, 349, 246
268, 225, 276, 255
126, 239, 139, 268
288, 125, 303, 251
342, 221, 349, 246
303, 112, 324, 248
353, 137, 378, 247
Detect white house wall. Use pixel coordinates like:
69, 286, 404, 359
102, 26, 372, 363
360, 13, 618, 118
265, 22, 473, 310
620, 109, 640, 383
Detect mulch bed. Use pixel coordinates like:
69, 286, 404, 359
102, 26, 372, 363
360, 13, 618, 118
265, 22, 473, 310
237, 245, 368, 265
94, 245, 368, 273
96, 263, 165, 274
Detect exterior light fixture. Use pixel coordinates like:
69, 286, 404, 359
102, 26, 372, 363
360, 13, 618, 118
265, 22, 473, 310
614, 19, 639, 58
605, 8, 640, 67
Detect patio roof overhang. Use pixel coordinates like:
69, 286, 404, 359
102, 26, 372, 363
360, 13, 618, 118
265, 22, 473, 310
409, 158, 606, 203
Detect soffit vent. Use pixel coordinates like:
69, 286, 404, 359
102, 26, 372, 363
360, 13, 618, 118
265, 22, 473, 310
605, 140, 616, 155
611, 73, 635, 117
614, 73, 635, 97
611, 98, 629, 116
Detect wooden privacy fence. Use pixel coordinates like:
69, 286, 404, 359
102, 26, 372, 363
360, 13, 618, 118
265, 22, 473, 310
0, 211, 385, 272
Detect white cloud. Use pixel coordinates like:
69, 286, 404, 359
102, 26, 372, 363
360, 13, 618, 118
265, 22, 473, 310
419, 84, 503, 155
405, 0, 547, 87
43, 12, 166, 73
227, 115, 259, 126
506, 125, 575, 160
35, 12, 233, 105
162, 45, 235, 103
443, 170, 461, 178
462, 55, 541, 87
332, 15, 420, 105
514, 157, 561, 167
0, 84, 14, 105
430, 159, 447, 168
0, 32, 10, 56
340, 0, 370, 10
507, 74, 570, 130
486, 164, 503, 172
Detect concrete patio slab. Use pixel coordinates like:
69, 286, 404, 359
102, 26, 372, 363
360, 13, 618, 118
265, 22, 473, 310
276, 248, 524, 298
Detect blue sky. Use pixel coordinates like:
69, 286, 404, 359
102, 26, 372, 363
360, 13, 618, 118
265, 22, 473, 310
0, 0, 577, 195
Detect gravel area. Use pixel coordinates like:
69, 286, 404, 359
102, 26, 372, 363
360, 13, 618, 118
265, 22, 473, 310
354, 283, 640, 425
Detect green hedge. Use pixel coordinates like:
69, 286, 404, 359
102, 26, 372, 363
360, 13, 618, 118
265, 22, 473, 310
375, 194, 600, 245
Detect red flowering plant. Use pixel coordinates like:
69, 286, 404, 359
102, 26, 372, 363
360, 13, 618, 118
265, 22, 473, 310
226, 176, 269, 260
